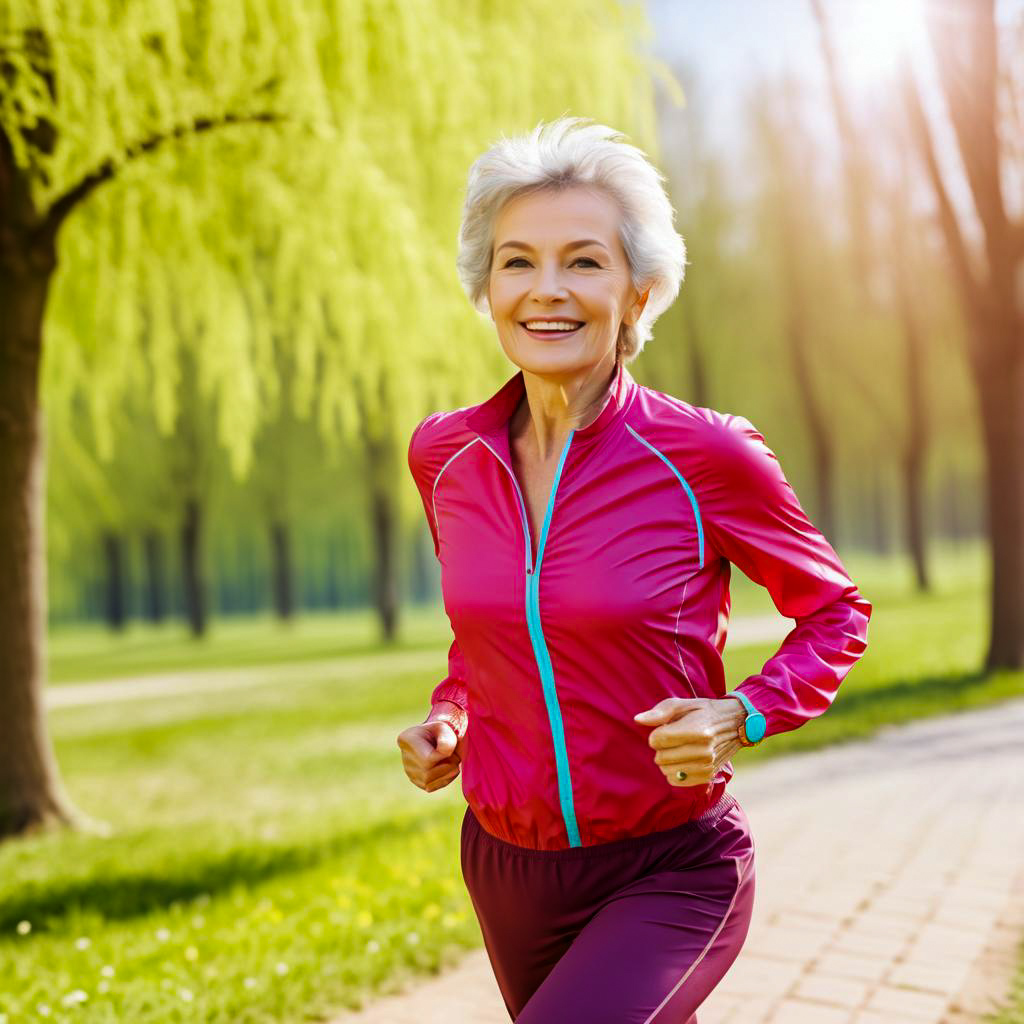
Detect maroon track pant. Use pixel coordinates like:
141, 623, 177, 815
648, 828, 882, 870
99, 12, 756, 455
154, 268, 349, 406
460, 791, 756, 1023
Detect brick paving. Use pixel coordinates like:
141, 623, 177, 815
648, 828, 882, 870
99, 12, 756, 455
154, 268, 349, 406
329, 697, 1024, 1023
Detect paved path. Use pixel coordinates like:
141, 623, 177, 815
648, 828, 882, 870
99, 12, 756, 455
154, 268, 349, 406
328, 697, 1024, 1024
46, 614, 792, 709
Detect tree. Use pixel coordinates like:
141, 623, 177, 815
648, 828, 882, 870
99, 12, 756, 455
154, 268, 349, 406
0, 1, 673, 838
810, 0, 937, 591
900, 0, 1024, 670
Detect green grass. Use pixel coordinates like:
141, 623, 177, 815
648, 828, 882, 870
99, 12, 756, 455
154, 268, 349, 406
989, 936, 1024, 1024
44, 608, 449, 685
3, 539, 1022, 1022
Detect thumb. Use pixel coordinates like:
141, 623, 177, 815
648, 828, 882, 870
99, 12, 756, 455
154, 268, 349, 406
633, 699, 696, 725
430, 720, 457, 758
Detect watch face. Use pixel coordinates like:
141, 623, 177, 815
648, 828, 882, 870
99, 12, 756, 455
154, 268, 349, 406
746, 713, 767, 743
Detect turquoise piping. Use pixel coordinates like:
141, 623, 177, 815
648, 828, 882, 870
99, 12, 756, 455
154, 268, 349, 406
502, 429, 582, 848
625, 425, 704, 569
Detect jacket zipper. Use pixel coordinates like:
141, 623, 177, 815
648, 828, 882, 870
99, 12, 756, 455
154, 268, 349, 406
493, 431, 583, 848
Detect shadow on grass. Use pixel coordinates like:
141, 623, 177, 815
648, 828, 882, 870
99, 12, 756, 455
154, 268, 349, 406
0, 806, 455, 934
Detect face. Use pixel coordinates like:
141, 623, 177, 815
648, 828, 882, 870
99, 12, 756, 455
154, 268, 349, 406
487, 186, 650, 378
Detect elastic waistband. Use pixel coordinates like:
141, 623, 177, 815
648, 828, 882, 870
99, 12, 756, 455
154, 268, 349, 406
463, 790, 739, 861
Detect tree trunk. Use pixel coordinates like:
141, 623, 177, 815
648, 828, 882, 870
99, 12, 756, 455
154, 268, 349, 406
180, 497, 207, 637
899, 1, 1024, 670
102, 529, 128, 630
682, 294, 710, 409
269, 519, 294, 620
894, 244, 931, 593
782, 250, 836, 544
974, 349, 1024, 671
0, 248, 82, 838
870, 465, 890, 555
356, 375, 400, 641
142, 528, 166, 623
325, 535, 341, 609
941, 465, 965, 545
369, 479, 398, 641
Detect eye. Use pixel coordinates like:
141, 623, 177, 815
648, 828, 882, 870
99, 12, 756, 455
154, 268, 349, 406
501, 256, 601, 268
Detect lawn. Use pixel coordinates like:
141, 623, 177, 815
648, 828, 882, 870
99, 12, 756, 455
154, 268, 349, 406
3, 539, 1021, 1022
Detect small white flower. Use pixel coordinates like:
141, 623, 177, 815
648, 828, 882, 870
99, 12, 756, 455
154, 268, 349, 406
160, 979, 172, 990
74, 937, 91, 951
178, 988, 193, 1002
61, 990, 88, 1007
243, 977, 257, 990
184, 945, 199, 962
97, 981, 110, 994
100, 965, 115, 978
275, 961, 289, 975
16, 920, 31, 935
36, 1005, 51, 1017
406, 931, 420, 945
155, 927, 171, 942
191, 914, 206, 929
366, 939, 381, 954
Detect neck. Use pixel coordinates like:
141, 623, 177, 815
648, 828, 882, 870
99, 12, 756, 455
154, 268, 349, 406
513, 352, 618, 459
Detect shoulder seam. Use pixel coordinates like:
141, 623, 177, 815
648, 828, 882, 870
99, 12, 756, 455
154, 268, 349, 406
624, 423, 705, 570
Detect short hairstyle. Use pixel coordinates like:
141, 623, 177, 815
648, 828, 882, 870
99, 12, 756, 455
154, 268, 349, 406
456, 116, 688, 363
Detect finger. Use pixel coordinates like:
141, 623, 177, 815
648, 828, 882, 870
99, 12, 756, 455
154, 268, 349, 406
424, 758, 459, 783
425, 767, 460, 792
652, 744, 712, 766
648, 721, 714, 750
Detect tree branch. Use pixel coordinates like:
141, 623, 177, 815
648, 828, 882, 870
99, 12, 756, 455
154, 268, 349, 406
898, 56, 986, 328
44, 108, 291, 235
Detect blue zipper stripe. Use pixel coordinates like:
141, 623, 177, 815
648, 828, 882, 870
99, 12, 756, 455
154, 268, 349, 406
625, 425, 704, 569
526, 429, 581, 847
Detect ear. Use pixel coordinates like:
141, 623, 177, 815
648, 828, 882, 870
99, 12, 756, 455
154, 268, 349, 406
624, 285, 652, 326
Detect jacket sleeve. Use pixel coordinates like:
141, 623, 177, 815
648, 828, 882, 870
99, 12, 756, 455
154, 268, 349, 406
408, 415, 469, 740
700, 413, 872, 740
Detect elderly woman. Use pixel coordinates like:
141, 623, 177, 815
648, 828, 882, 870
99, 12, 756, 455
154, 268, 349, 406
397, 116, 872, 1023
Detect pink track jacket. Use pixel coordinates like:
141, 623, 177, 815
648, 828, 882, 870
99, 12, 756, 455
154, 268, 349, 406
408, 359, 872, 851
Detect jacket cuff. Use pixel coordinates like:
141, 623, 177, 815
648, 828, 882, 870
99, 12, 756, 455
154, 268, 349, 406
424, 699, 468, 740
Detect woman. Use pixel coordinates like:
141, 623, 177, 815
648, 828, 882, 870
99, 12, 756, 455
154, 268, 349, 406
397, 116, 872, 1023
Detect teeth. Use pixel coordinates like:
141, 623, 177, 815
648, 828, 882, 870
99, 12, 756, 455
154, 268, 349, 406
524, 321, 582, 331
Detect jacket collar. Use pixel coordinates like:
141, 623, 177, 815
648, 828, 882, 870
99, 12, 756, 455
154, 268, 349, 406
466, 358, 638, 448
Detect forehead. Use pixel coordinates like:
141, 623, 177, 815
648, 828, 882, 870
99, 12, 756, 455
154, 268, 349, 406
494, 186, 622, 249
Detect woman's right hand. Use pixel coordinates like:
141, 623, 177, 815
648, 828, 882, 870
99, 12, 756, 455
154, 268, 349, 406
397, 720, 466, 792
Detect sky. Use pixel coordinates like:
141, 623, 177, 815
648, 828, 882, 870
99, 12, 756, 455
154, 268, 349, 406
642, 0, 1023, 235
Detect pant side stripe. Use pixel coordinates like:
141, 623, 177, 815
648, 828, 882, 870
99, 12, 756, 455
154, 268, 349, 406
642, 857, 743, 1024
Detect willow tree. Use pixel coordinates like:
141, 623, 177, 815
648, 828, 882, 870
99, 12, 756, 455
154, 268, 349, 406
0, 1, 678, 837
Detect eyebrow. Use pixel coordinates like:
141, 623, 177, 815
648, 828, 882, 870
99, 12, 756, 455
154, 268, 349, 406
495, 239, 610, 255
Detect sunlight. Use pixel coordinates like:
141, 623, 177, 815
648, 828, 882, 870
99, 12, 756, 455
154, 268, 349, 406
833, 0, 933, 87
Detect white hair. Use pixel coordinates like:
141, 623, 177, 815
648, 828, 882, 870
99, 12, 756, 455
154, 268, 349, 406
456, 116, 688, 363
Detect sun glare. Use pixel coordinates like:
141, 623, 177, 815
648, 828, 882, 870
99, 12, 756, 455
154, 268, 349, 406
833, 0, 933, 88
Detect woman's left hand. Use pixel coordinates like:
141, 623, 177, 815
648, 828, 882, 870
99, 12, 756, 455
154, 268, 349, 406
633, 697, 747, 788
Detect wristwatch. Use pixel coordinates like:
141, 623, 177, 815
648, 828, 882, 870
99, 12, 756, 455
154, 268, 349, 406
726, 689, 767, 747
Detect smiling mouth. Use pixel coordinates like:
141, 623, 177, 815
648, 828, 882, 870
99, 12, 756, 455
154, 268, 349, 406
520, 321, 585, 338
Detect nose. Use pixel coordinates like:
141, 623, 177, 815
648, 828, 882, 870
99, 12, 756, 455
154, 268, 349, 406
528, 261, 569, 305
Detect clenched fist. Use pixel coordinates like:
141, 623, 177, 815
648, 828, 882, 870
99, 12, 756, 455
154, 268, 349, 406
397, 704, 468, 793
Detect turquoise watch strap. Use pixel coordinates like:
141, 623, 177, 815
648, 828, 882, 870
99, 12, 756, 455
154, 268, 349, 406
727, 689, 757, 717
726, 688, 767, 743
